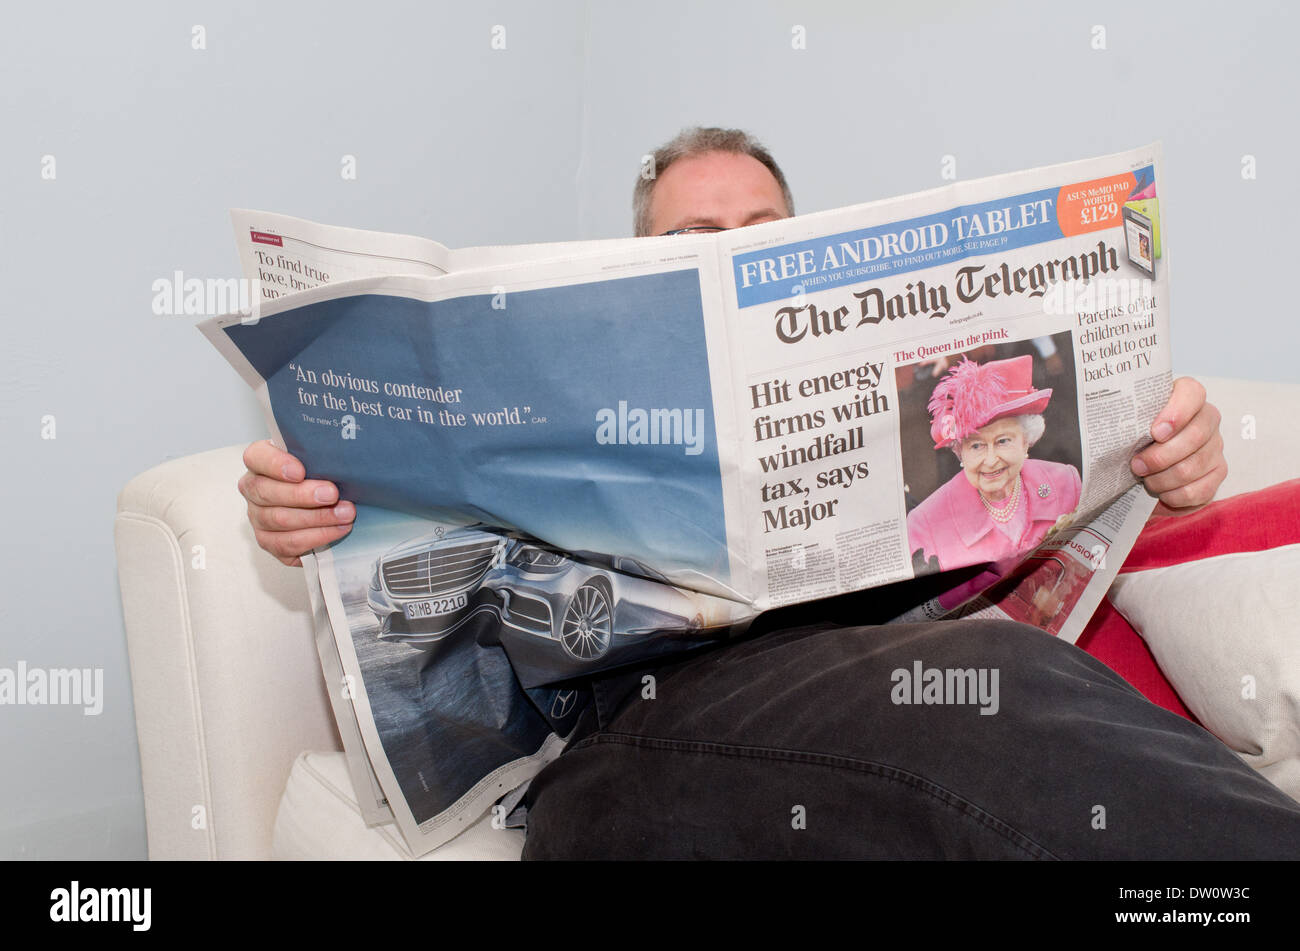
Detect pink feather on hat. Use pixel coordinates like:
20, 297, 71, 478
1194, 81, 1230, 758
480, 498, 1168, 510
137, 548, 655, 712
928, 358, 1005, 446
926, 354, 1053, 448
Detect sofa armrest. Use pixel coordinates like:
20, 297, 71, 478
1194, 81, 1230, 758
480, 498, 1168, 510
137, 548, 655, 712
114, 445, 341, 859
1199, 376, 1300, 498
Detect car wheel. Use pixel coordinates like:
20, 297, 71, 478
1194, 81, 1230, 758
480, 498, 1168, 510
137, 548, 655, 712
559, 582, 613, 660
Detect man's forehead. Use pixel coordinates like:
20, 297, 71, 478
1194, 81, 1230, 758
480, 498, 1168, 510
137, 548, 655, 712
648, 150, 789, 232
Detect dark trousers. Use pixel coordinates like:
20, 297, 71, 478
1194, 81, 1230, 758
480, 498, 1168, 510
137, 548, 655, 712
522, 619, 1300, 859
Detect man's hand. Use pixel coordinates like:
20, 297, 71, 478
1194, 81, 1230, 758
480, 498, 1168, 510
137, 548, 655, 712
238, 440, 354, 567
1130, 377, 1226, 515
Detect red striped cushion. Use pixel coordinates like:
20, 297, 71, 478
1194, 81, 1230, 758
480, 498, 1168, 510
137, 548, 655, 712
1077, 478, 1300, 720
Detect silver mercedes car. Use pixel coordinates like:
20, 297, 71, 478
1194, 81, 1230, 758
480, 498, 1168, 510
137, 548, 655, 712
367, 527, 705, 661
366, 527, 507, 645
479, 542, 705, 662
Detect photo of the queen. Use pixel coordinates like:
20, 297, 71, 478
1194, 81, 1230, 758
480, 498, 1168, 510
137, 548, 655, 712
906, 353, 1081, 576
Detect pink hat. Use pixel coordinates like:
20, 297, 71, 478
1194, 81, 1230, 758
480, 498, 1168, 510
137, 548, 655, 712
927, 355, 1052, 448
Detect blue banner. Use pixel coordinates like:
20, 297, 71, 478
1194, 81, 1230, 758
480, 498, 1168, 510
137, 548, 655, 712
732, 186, 1065, 309
224, 268, 730, 582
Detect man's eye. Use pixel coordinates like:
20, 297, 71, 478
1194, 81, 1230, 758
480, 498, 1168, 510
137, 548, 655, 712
662, 225, 725, 236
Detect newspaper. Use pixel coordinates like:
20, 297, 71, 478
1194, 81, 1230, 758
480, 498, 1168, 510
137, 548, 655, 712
201, 143, 1169, 855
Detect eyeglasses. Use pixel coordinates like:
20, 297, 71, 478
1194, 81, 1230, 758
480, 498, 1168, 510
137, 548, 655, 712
658, 226, 726, 236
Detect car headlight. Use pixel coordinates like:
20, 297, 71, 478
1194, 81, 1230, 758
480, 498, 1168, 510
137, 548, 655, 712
508, 545, 568, 571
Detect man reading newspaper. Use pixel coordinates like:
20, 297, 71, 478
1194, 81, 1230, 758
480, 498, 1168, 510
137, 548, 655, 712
236, 128, 1300, 859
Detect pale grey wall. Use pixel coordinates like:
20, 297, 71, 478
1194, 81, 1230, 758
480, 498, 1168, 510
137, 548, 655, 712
576, 0, 1300, 379
1, 0, 1294, 859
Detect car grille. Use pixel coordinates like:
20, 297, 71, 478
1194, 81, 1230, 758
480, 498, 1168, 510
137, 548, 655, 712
382, 539, 500, 598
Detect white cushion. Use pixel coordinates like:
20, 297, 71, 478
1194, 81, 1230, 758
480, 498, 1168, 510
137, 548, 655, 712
1109, 544, 1300, 801
271, 751, 525, 860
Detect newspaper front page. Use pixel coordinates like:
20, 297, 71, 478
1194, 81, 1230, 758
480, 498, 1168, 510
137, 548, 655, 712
202, 143, 1169, 855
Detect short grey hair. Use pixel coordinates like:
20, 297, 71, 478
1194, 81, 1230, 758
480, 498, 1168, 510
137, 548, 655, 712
952, 414, 1046, 457
633, 127, 795, 237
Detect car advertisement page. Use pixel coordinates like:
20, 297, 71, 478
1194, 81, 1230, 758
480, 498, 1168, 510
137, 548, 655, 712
204, 250, 759, 852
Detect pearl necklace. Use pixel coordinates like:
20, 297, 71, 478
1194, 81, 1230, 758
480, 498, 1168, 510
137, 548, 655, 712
979, 473, 1022, 523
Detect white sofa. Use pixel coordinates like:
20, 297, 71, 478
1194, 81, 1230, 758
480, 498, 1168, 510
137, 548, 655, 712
114, 377, 1300, 860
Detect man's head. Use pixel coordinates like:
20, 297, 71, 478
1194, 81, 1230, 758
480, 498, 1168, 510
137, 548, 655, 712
633, 127, 794, 237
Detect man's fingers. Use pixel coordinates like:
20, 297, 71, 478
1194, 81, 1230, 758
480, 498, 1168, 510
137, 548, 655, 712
1150, 459, 1228, 511
246, 497, 355, 533
239, 439, 354, 563
1129, 377, 1227, 512
242, 439, 305, 482
238, 469, 342, 510
253, 523, 354, 563
1138, 428, 1224, 497
1131, 400, 1221, 477
1149, 376, 1207, 442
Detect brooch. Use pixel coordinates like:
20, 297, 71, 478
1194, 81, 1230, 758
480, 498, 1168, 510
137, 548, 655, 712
1037, 483, 1051, 498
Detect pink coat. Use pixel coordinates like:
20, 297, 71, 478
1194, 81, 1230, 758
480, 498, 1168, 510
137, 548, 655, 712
907, 458, 1082, 605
